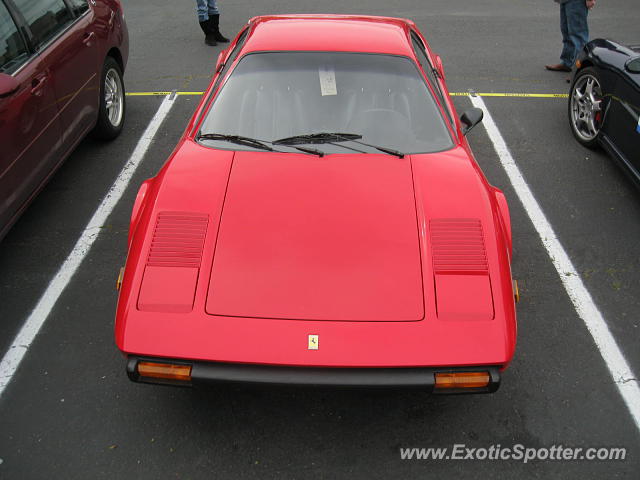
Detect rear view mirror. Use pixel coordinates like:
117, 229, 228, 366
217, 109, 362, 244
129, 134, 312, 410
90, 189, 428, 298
0, 73, 19, 98
460, 107, 483, 135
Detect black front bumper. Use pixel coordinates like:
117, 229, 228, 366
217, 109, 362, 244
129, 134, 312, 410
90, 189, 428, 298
126, 356, 501, 394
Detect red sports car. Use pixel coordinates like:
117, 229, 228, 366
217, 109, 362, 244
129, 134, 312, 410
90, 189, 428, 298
115, 15, 517, 393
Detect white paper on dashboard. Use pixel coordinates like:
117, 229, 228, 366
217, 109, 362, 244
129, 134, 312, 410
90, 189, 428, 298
319, 66, 337, 96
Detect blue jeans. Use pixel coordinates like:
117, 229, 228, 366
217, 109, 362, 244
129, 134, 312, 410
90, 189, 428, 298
560, 0, 589, 68
196, 0, 218, 22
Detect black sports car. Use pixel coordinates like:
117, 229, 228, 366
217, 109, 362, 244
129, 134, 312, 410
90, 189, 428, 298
569, 38, 640, 187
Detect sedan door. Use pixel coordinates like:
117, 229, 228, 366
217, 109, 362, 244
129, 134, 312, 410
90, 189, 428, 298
11, 0, 98, 158
0, 0, 62, 236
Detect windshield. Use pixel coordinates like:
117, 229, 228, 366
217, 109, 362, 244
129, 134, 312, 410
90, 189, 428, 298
199, 52, 454, 154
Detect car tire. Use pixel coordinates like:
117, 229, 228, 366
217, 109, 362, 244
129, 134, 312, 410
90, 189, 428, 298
93, 56, 125, 140
568, 67, 605, 149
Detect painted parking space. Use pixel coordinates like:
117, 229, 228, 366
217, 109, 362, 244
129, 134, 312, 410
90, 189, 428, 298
0, 94, 200, 360
471, 95, 640, 430
0, 95, 176, 397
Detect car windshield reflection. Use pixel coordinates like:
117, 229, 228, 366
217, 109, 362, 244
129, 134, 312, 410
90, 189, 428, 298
199, 52, 454, 154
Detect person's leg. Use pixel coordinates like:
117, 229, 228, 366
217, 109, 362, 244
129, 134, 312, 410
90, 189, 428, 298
562, 0, 589, 66
196, 0, 216, 45
559, 2, 573, 68
208, 0, 229, 43
196, 0, 209, 22
207, 0, 219, 16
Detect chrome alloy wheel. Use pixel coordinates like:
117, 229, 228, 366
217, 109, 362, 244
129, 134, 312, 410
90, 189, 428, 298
104, 68, 124, 127
570, 73, 603, 142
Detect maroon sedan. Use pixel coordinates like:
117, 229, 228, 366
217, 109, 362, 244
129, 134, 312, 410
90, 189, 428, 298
0, 0, 128, 239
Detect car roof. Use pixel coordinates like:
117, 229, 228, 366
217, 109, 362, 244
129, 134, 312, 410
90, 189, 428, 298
240, 15, 418, 57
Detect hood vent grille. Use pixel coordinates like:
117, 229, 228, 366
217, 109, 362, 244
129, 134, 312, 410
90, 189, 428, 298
146, 212, 209, 268
430, 219, 488, 274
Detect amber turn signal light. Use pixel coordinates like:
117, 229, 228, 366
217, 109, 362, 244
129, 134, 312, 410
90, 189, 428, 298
138, 362, 192, 381
434, 371, 490, 389
116, 267, 124, 291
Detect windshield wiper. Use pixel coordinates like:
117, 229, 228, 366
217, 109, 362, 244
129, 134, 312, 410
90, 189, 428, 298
290, 145, 325, 157
273, 132, 362, 145
197, 133, 276, 152
197, 133, 325, 157
273, 132, 404, 158
348, 139, 405, 158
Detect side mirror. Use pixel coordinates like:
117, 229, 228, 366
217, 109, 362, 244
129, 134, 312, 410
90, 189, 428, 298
625, 57, 640, 74
435, 55, 445, 81
460, 107, 483, 135
0, 73, 19, 98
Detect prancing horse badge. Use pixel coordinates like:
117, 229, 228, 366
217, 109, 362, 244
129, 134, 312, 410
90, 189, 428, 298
308, 334, 319, 350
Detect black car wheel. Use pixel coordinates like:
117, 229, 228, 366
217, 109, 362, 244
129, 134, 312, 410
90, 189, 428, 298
569, 67, 604, 148
93, 56, 125, 140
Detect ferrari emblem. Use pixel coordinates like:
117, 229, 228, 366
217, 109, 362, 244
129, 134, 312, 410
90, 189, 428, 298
308, 334, 319, 350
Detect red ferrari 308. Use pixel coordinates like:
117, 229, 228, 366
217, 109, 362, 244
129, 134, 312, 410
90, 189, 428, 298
115, 15, 517, 393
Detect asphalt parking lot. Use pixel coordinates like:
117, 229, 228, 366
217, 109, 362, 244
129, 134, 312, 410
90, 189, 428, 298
1, 0, 639, 478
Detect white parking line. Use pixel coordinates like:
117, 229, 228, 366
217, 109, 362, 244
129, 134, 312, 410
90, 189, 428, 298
0, 95, 176, 398
471, 95, 640, 432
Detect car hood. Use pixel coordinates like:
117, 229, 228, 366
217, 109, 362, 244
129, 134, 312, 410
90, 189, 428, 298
205, 151, 424, 321
117, 142, 515, 366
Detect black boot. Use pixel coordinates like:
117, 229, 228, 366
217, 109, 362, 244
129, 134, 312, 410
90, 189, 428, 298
199, 20, 217, 46
210, 14, 229, 43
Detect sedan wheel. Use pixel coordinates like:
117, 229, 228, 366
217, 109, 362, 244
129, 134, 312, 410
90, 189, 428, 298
104, 68, 124, 128
93, 56, 126, 140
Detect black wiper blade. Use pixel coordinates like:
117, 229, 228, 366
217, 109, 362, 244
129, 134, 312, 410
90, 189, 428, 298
323, 133, 405, 158
350, 139, 405, 158
197, 133, 275, 152
291, 146, 325, 157
197, 132, 325, 156
273, 132, 362, 145
277, 132, 404, 158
